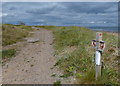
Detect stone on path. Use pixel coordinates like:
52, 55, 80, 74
27, 38, 39, 43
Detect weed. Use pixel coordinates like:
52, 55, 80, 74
59, 73, 71, 78
2, 49, 16, 59
53, 80, 61, 86
75, 73, 83, 78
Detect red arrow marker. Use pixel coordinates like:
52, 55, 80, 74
99, 33, 102, 36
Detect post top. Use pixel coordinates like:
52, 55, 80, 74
96, 32, 102, 35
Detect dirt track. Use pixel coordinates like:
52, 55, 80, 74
2, 29, 59, 84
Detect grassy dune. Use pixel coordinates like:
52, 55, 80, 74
53, 26, 118, 84
2, 24, 33, 59
2, 24, 33, 46
37, 26, 118, 84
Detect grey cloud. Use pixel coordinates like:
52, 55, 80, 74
59, 2, 117, 13
26, 7, 56, 14
2, 2, 118, 27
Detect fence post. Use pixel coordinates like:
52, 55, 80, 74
92, 32, 105, 80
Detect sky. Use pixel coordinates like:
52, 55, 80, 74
1, 2, 118, 27
2, 0, 120, 2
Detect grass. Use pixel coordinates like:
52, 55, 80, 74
53, 80, 61, 86
2, 24, 33, 46
2, 49, 16, 59
0, 51, 2, 63
2, 24, 33, 61
49, 26, 119, 84
34, 25, 57, 30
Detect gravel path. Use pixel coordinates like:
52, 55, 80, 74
2, 29, 59, 84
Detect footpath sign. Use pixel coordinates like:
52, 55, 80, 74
92, 32, 105, 80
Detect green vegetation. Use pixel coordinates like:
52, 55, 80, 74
50, 26, 118, 84
2, 24, 33, 46
53, 80, 61, 86
0, 51, 1, 57
2, 49, 16, 59
0, 51, 2, 63
34, 25, 57, 30
2, 24, 33, 61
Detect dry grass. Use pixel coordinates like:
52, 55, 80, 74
51, 26, 118, 85
2, 24, 33, 46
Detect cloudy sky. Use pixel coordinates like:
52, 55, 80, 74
1, 2, 118, 27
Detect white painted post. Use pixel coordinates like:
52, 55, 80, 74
92, 32, 105, 80
95, 32, 102, 80
95, 51, 101, 80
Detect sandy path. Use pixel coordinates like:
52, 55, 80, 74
2, 29, 58, 84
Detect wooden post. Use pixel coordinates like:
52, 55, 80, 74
95, 32, 102, 80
